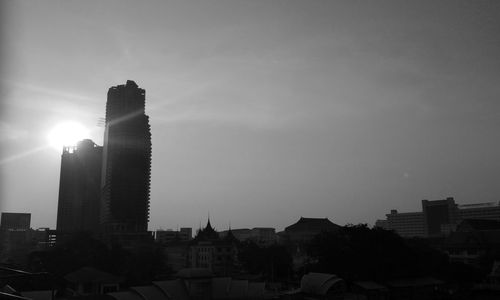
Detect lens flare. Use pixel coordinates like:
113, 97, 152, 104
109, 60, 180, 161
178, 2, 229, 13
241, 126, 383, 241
48, 121, 89, 151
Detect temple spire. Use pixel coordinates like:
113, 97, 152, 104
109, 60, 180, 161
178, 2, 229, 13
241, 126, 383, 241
207, 212, 213, 230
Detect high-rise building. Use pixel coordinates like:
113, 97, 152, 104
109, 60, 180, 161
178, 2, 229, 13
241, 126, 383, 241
56, 139, 103, 235
376, 197, 500, 238
383, 210, 425, 238
422, 198, 459, 237
100, 80, 152, 237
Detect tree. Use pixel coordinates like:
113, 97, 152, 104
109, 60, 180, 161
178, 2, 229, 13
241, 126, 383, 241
306, 224, 449, 281
27, 232, 168, 287
238, 241, 292, 281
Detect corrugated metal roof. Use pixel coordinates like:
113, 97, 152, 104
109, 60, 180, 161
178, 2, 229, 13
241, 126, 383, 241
19, 291, 52, 300
131, 286, 167, 300
107, 291, 143, 300
301, 273, 344, 295
176, 268, 213, 278
152, 280, 189, 300
386, 277, 444, 288
353, 281, 387, 291
65, 267, 122, 283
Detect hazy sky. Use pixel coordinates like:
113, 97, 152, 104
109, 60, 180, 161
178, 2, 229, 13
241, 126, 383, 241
1, 0, 500, 231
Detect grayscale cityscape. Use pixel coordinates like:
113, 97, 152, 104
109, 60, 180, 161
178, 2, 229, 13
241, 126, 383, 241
1, 1, 500, 300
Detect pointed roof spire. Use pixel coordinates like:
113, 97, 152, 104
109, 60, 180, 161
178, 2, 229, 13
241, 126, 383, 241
206, 212, 213, 230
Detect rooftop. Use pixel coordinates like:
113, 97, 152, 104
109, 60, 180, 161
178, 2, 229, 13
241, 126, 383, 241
285, 217, 340, 232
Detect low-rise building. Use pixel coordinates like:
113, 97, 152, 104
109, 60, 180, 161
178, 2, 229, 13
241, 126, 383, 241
163, 242, 190, 273
188, 220, 240, 276
219, 227, 276, 246
444, 219, 500, 265
156, 228, 192, 244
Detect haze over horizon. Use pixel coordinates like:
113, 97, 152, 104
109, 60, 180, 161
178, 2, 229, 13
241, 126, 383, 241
1, 0, 500, 232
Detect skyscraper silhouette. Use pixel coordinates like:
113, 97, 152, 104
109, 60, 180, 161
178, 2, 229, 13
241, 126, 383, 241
100, 80, 152, 239
56, 139, 102, 235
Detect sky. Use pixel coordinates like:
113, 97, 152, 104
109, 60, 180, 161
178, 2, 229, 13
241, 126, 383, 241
1, 0, 500, 232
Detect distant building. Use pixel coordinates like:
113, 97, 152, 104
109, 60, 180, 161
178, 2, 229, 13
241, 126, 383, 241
282, 217, 341, 243
384, 210, 425, 238
30, 227, 57, 249
56, 139, 102, 235
219, 227, 276, 246
219, 228, 252, 241
422, 198, 459, 237
156, 228, 192, 243
444, 219, 500, 265
279, 217, 341, 271
160, 220, 241, 276
0, 212, 32, 263
100, 80, 152, 242
377, 197, 500, 238
188, 220, 240, 276
251, 227, 276, 246
374, 219, 389, 230
458, 202, 500, 221
0, 215, 55, 264
162, 242, 191, 273
0, 212, 30, 230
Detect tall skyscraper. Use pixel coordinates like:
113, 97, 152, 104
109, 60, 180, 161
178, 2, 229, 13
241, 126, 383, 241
100, 80, 152, 237
56, 139, 103, 235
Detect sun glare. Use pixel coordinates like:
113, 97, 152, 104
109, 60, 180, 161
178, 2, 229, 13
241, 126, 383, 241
48, 121, 89, 151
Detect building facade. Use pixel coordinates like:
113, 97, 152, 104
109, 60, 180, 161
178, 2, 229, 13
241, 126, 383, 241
100, 80, 152, 237
422, 198, 459, 237
219, 227, 277, 246
282, 217, 341, 243
0, 213, 55, 263
384, 210, 425, 238
56, 139, 102, 235
444, 219, 500, 265
0, 212, 30, 230
188, 220, 240, 276
156, 228, 192, 244
458, 202, 500, 221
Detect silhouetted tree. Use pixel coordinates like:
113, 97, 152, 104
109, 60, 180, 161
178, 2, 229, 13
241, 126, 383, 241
306, 224, 449, 281
27, 232, 167, 287
28, 232, 113, 276
238, 241, 292, 281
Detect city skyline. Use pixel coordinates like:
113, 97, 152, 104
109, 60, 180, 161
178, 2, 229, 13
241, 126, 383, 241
1, 1, 500, 232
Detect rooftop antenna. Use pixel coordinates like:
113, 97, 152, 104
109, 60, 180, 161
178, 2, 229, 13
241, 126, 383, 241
97, 117, 105, 127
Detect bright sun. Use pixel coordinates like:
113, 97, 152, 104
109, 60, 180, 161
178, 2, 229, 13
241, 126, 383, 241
48, 121, 89, 151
